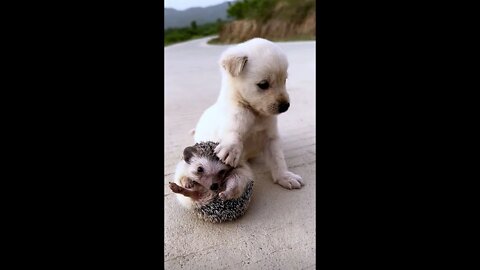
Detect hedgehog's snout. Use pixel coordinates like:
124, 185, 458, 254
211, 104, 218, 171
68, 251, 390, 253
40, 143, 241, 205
210, 183, 219, 191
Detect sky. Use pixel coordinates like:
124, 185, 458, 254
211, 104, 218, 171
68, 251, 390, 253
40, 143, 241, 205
164, 0, 229, 11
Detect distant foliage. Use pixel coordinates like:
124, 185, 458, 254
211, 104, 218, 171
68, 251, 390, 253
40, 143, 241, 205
164, 21, 224, 46
227, 0, 314, 23
191, 21, 197, 29
227, 0, 275, 20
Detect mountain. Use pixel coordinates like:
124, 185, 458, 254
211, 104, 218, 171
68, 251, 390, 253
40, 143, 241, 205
164, 2, 232, 29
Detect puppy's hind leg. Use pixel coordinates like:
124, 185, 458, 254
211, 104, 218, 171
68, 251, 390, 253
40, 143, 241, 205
219, 162, 253, 200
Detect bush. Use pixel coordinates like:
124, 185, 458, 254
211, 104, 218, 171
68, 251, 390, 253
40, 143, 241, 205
227, 0, 314, 23
228, 0, 276, 21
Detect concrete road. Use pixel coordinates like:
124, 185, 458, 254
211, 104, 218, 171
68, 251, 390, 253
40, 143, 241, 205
164, 36, 316, 270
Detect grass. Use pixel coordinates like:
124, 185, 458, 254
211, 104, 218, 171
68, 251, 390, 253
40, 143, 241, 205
164, 21, 225, 47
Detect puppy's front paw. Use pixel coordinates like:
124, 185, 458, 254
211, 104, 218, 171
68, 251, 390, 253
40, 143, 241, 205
215, 142, 243, 167
274, 171, 304, 190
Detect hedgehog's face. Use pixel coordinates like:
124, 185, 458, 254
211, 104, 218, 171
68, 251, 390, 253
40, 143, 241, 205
183, 146, 232, 191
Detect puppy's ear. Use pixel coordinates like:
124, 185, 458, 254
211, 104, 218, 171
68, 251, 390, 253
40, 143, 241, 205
221, 55, 248, 77
183, 146, 197, 164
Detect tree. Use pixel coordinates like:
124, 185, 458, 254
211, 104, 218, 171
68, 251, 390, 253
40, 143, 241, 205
190, 20, 197, 30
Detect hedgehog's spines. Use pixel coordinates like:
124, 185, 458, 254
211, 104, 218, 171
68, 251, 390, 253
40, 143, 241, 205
193, 141, 221, 162
194, 181, 254, 223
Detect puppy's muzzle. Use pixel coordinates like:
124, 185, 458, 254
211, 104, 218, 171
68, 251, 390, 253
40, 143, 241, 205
278, 102, 290, 113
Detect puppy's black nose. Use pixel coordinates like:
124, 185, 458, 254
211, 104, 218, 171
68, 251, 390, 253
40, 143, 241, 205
278, 102, 290, 113
210, 183, 219, 190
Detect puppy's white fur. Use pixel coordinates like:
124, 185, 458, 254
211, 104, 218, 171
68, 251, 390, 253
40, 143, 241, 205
193, 38, 304, 198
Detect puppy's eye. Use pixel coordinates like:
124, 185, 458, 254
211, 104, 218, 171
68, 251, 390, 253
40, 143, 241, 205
197, 167, 203, 173
257, 80, 269, 90
218, 170, 225, 177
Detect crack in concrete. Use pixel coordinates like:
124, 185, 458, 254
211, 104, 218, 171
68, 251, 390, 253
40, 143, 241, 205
288, 160, 316, 169
164, 245, 217, 263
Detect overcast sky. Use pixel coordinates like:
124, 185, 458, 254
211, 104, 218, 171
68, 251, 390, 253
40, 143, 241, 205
164, 0, 229, 11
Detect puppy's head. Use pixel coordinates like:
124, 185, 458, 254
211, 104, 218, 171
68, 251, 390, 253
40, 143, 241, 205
219, 38, 290, 116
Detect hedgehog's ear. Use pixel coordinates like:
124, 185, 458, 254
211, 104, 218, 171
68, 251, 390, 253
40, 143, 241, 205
221, 54, 248, 77
183, 146, 197, 164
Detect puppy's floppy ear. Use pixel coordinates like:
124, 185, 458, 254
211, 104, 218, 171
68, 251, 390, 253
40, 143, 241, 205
183, 146, 197, 164
221, 54, 248, 77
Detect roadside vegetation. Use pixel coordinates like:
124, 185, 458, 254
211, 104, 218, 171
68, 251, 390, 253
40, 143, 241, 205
227, 0, 315, 23
164, 0, 315, 46
164, 20, 225, 46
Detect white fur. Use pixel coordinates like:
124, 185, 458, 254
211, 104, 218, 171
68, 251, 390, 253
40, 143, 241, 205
194, 38, 304, 191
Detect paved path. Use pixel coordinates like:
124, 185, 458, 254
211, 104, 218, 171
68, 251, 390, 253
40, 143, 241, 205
164, 37, 316, 270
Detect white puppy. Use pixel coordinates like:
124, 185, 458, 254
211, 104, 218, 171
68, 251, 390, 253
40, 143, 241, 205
193, 38, 304, 199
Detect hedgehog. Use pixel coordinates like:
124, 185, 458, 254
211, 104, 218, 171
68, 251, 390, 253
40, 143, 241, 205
169, 141, 254, 223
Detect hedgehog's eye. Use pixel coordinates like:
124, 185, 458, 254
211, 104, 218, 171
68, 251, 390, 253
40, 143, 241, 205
197, 167, 204, 173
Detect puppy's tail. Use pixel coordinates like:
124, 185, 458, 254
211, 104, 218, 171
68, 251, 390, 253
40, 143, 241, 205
189, 128, 195, 136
